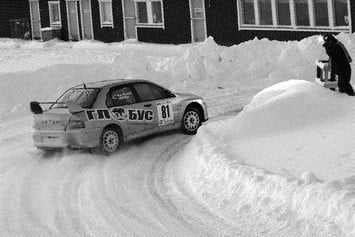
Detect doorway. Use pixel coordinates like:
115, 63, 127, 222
29, 0, 42, 40
80, 0, 94, 40
189, 0, 207, 42
122, 0, 137, 40
66, 0, 80, 40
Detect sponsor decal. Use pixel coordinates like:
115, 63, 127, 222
111, 107, 127, 121
86, 107, 154, 122
41, 120, 61, 125
127, 109, 153, 122
86, 109, 111, 121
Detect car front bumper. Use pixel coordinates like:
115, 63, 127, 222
32, 128, 100, 149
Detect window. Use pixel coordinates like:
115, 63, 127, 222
53, 88, 99, 109
238, 0, 350, 32
295, 0, 310, 26
334, 0, 349, 26
241, 0, 255, 24
259, 0, 273, 25
135, 0, 164, 27
133, 83, 170, 102
98, 0, 113, 28
48, 1, 61, 28
276, 0, 291, 25
107, 86, 136, 107
314, 0, 329, 26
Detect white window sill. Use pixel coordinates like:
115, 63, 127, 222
101, 24, 114, 28
136, 23, 164, 29
49, 24, 62, 29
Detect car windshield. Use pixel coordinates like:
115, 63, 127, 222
52, 88, 99, 109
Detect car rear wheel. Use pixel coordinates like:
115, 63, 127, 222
181, 107, 202, 135
100, 127, 121, 154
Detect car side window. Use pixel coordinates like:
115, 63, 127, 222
133, 83, 171, 102
106, 86, 136, 107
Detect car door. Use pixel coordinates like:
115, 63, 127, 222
131, 82, 178, 135
106, 84, 157, 139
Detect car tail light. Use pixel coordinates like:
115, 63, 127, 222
67, 119, 85, 129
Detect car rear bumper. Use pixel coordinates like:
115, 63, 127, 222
32, 129, 100, 149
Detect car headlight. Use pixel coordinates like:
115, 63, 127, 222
67, 119, 85, 129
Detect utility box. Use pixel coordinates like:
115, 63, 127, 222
41, 27, 61, 41
315, 60, 338, 89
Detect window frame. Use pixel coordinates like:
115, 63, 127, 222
237, 0, 351, 32
134, 0, 165, 28
48, 1, 62, 28
98, 0, 114, 28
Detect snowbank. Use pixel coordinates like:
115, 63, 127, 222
176, 80, 355, 235
223, 80, 351, 138
178, 134, 355, 236
2, 33, 354, 121
109, 35, 329, 90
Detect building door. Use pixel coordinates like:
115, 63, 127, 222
122, 0, 137, 40
29, 0, 42, 40
10, 18, 30, 39
66, 0, 80, 40
189, 0, 206, 42
80, 0, 94, 40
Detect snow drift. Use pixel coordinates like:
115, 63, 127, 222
177, 80, 355, 236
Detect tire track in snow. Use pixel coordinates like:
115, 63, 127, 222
145, 134, 242, 236
0, 111, 248, 236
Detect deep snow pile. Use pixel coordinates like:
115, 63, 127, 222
177, 80, 355, 235
2, 33, 355, 122
1, 34, 355, 235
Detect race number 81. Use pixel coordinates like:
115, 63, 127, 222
157, 102, 174, 126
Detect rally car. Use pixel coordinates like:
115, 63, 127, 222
30, 79, 208, 154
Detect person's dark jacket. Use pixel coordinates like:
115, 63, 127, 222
323, 40, 352, 74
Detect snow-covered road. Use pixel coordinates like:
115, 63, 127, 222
0, 116, 242, 236
0, 115, 316, 236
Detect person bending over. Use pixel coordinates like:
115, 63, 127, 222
322, 34, 355, 96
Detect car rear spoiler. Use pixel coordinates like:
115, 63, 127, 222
30, 101, 84, 114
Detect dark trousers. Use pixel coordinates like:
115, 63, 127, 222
338, 69, 355, 96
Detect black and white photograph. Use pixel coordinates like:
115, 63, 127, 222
1, 0, 355, 236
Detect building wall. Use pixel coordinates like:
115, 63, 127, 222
137, 0, 191, 44
204, 0, 238, 46
36, 0, 68, 40
59, 0, 69, 41
91, 0, 124, 42
351, 1, 355, 33
25, 0, 355, 45
205, 0, 354, 46
0, 0, 31, 38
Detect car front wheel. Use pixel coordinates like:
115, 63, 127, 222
100, 127, 121, 154
181, 107, 202, 135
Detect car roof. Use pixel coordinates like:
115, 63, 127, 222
71, 79, 151, 89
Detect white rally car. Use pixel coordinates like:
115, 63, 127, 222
30, 79, 208, 153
